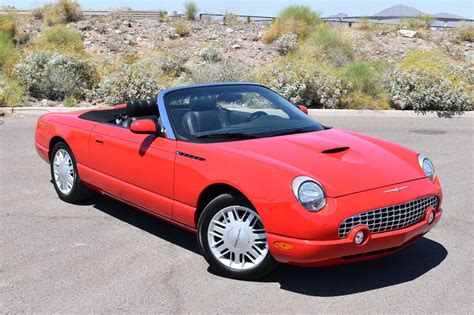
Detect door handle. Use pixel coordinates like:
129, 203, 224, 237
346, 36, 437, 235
95, 135, 104, 144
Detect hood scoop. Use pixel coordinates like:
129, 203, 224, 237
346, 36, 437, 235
321, 146, 350, 154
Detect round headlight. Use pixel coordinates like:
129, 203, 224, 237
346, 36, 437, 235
292, 176, 326, 212
418, 155, 435, 181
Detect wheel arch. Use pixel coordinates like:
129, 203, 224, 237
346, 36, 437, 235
49, 136, 67, 161
194, 183, 253, 226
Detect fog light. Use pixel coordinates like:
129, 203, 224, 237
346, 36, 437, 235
354, 231, 365, 245
428, 211, 435, 224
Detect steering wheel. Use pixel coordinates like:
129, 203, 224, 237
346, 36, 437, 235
247, 111, 268, 122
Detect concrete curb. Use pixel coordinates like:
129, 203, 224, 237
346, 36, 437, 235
2, 106, 473, 118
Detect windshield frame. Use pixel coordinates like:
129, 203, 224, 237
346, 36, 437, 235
158, 82, 324, 143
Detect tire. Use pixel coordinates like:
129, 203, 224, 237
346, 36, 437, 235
50, 142, 92, 203
197, 192, 277, 280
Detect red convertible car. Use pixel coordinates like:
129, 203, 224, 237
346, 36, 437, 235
35, 82, 442, 280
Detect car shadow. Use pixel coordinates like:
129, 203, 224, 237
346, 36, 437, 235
85, 194, 447, 296
262, 237, 447, 296
88, 194, 199, 255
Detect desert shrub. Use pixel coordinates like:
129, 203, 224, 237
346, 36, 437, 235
455, 23, 474, 42
174, 21, 190, 37
184, 2, 198, 20
189, 58, 252, 84
159, 49, 190, 75
342, 61, 381, 97
261, 62, 349, 108
95, 57, 163, 104
406, 15, 434, 30
341, 91, 390, 110
262, 5, 319, 43
14, 51, 97, 100
42, 0, 83, 26
31, 24, 83, 54
301, 24, 354, 67
275, 33, 298, 55
223, 10, 240, 25
0, 31, 17, 68
0, 16, 16, 38
0, 78, 25, 107
63, 97, 78, 107
386, 68, 472, 114
200, 46, 221, 63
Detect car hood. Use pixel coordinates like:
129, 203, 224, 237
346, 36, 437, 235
214, 128, 425, 197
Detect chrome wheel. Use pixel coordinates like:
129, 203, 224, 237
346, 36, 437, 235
53, 149, 74, 195
207, 206, 269, 270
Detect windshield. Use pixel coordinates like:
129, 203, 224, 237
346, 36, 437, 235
164, 84, 324, 143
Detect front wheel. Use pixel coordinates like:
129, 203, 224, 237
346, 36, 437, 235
197, 193, 277, 280
50, 142, 92, 203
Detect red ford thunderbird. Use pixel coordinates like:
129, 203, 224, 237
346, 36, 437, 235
35, 83, 442, 280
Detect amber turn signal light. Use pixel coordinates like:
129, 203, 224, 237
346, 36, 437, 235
273, 241, 295, 250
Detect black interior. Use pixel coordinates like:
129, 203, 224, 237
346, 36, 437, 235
79, 99, 159, 128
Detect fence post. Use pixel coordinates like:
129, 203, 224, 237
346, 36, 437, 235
247, 16, 250, 23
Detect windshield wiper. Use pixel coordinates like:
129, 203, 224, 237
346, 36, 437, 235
270, 128, 313, 137
196, 132, 258, 139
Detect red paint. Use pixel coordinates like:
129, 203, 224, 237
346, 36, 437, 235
34, 108, 443, 266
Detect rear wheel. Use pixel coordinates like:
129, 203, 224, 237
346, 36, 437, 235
197, 192, 277, 280
50, 142, 92, 203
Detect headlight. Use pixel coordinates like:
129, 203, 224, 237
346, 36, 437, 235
292, 176, 326, 212
418, 155, 435, 181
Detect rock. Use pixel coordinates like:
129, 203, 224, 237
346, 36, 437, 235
232, 44, 241, 49
397, 29, 417, 38
114, 29, 122, 34
76, 21, 92, 31
225, 28, 234, 33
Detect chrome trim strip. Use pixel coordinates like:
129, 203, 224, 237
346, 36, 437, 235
156, 91, 176, 140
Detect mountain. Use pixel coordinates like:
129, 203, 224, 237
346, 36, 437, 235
374, 4, 424, 17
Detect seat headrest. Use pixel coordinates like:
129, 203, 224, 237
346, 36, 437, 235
189, 96, 217, 111
126, 99, 158, 117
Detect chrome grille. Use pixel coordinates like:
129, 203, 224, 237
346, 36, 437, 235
338, 196, 438, 238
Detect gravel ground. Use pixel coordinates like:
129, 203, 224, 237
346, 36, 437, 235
0, 114, 473, 313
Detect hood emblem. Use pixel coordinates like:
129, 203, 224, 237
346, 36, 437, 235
384, 186, 409, 193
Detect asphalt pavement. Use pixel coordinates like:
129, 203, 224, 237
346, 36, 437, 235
0, 113, 473, 313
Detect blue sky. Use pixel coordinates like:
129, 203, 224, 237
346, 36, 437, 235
3, 0, 473, 18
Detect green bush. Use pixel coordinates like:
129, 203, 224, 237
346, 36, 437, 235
64, 97, 78, 107
301, 24, 354, 67
262, 5, 319, 43
94, 57, 163, 104
342, 61, 381, 97
42, 0, 83, 26
32, 24, 84, 54
406, 15, 434, 30
260, 61, 349, 108
159, 48, 190, 75
14, 51, 97, 100
0, 16, 16, 38
184, 2, 198, 20
341, 91, 390, 110
455, 23, 474, 42
189, 59, 251, 84
174, 21, 190, 37
386, 68, 472, 114
275, 33, 298, 55
0, 78, 25, 107
0, 31, 17, 68
200, 46, 221, 63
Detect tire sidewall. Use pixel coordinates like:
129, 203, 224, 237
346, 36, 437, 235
197, 192, 277, 280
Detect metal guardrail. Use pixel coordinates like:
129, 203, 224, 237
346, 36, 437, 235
1, 9, 472, 27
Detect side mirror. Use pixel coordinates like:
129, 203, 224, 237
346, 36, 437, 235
130, 118, 163, 135
298, 105, 309, 115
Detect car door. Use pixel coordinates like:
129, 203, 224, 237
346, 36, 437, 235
89, 122, 176, 218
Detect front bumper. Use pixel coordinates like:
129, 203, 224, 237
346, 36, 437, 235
257, 177, 442, 266
267, 208, 441, 266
